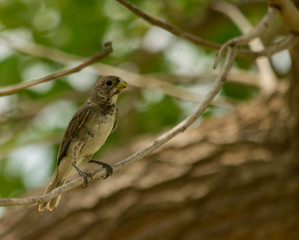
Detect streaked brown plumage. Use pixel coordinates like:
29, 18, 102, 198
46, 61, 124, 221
38, 76, 128, 212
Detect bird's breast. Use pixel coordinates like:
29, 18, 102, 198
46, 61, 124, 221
79, 112, 115, 157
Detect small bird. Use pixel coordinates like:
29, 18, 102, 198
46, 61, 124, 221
38, 75, 128, 212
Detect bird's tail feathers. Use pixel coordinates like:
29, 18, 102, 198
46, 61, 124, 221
38, 170, 67, 212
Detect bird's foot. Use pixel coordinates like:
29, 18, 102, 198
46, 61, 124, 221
89, 160, 113, 179
72, 163, 92, 188
78, 171, 92, 189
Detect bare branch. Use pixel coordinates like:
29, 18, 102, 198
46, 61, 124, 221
148, 71, 261, 87
0, 46, 237, 207
6, 39, 219, 103
213, 1, 277, 94
4, 23, 294, 101
116, 0, 219, 50
115, 0, 294, 59
214, 6, 279, 68
0, 42, 113, 97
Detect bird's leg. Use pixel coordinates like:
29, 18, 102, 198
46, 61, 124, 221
72, 162, 92, 188
89, 160, 113, 179
72, 144, 92, 188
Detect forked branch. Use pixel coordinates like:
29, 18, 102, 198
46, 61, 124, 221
116, 0, 295, 59
213, 6, 279, 68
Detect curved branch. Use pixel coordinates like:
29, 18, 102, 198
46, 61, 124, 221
213, 1, 277, 94
7, 39, 207, 102
0, 42, 113, 97
214, 6, 279, 68
117, 0, 219, 50
0, 46, 237, 207
115, 0, 294, 59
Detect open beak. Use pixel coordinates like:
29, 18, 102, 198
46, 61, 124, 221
115, 78, 128, 90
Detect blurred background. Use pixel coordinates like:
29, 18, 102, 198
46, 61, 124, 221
0, 0, 298, 239
0, 0, 280, 201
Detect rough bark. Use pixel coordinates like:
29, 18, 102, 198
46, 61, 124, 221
0, 81, 298, 240
288, 41, 299, 137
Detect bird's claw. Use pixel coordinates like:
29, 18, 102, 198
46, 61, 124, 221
78, 170, 92, 189
89, 160, 113, 179
100, 162, 113, 179
72, 162, 92, 188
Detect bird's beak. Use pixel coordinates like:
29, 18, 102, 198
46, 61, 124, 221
115, 79, 128, 90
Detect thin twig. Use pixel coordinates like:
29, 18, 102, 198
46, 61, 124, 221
6, 38, 213, 103
6, 37, 261, 89
3, 20, 294, 100
0, 42, 113, 97
0, 46, 237, 207
115, 0, 294, 59
213, 1, 277, 94
214, 6, 279, 68
117, 0, 219, 50
148, 71, 260, 87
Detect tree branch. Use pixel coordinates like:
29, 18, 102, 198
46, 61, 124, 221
115, 0, 295, 59
214, 6, 279, 68
6, 39, 207, 102
117, 0, 220, 50
5, 37, 264, 96
0, 46, 237, 207
0, 42, 113, 97
213, 1, 277, 94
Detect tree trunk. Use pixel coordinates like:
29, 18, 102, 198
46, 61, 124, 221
1, 77, 299, 239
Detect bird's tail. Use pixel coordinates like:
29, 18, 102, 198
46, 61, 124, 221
38, 170, 67, 212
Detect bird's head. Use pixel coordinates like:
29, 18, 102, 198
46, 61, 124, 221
90, 75, 128, 104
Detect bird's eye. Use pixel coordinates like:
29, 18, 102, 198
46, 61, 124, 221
106, 81, 112, 86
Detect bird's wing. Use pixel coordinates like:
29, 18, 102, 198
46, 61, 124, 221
57, 104, 91, 165
111, 108, 119, 133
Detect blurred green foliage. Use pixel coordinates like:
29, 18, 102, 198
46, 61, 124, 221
0, 0, 268, 198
